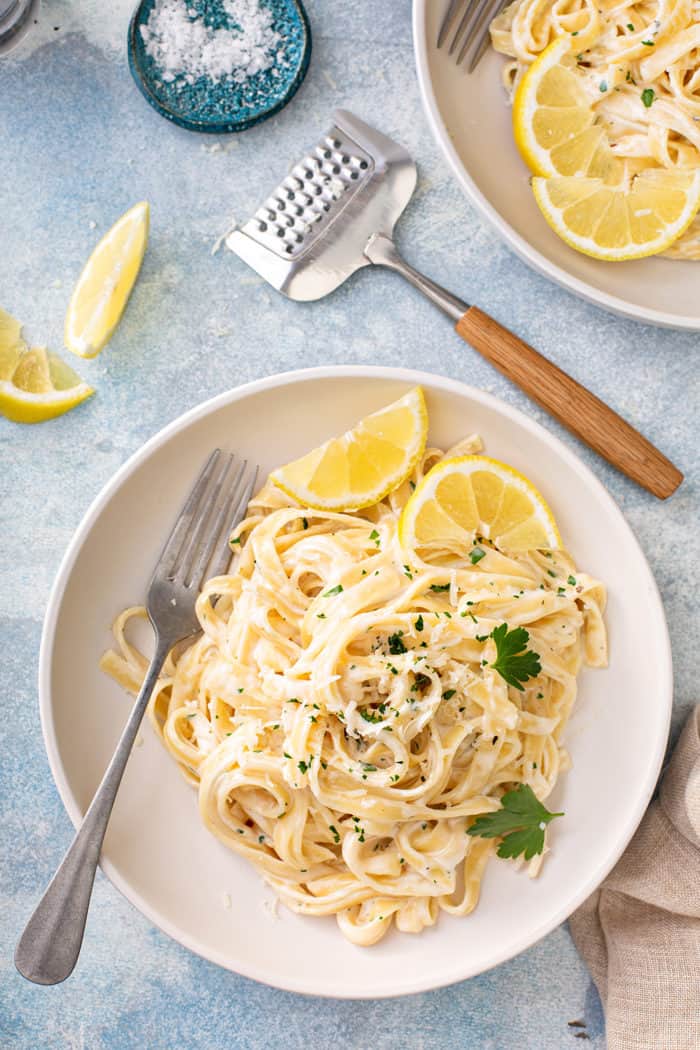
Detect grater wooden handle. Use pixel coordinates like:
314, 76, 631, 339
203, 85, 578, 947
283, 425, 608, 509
456, 307, 683, 499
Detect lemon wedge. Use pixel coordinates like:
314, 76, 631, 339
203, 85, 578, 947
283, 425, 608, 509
532, 169, 700, 260
0, 343, 93, 423
399, 456, 561, 554
271, 388, 428, 511
513, 37, 616, 180
65, 201, 149, 358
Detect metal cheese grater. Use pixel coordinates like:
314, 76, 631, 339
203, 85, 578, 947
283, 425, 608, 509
226, 110, 682, 500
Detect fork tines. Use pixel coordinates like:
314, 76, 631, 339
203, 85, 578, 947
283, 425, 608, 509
157, 450, 258, 591
437, 0, 504, 72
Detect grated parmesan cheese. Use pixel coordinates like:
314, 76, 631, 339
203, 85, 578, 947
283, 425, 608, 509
140, 0, 282, 86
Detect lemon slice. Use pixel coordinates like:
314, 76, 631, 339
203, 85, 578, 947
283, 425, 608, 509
513, 37, 616, 179
271, 388, 428, 511
532, 169, 700, 260
0, 344, 93, 423
399, 455, 561, 554
65, 201, 149, 358
0, 307, 27, 380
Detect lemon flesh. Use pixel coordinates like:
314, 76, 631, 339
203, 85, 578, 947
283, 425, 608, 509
399, 455, 561, 554
0, 342, 93, 423
65, 201, 149, 359
271, 388, 428, 511
513, 37, 616, 180
533, 169, 700, 260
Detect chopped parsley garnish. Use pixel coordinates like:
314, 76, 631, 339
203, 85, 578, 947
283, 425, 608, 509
283, 752, 292, 759
599, 80, 608, 92
442, 689, 456, 701
362, 763, 377, 772
302, 517, 309, 529
323, 584, 343, 597
403, 564, 413, 579
409, 480, 416, 491
489, 623, 541, 691
286, 698, 301, 704
627, 22, 634, 29
414, 614, 424, 632
430, 583, 450, 593
360, 709, 383, 724
467, 784, 563, 860
388, 631, 407, 655
230, 536, 241, 545
369, 529, 380, 547
329, 825, 340, 843
641, 87, 655, 107
317, 612, 326, 619
469, 547, 486, 565
567, 575, 577, 586
641, 38, 655, 45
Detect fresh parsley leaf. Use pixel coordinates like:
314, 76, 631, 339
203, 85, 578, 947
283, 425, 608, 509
641, 38, 654, 45
469, 547, 486, 565
430, 583, 450, 593
323, 584, 343, 597
489, 623, 541, 691
414, 614, 424, 632
641, 87, 655, 106
230, 536, 241, 545
442, 689, 456, 700
388, 631, 407, 655
302, 517, 309, 530
467, 784, 563, 860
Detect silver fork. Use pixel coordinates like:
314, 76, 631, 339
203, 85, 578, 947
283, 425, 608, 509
438, 0, 505, 72
15, 449, 258, 986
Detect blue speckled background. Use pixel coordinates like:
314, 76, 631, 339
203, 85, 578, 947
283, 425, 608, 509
1, 2, 698, 1047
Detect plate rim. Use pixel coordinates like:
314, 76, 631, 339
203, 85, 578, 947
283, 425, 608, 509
38, 364, 673, 997
412, 0, 700, 332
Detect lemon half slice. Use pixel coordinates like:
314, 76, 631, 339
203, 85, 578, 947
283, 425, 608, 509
399, 455, 561, 554
0, 343, 93, 423
533, 169, 700, 260
513, 37, 615, 180
271, 388, 428, 511
65, 201, 149, 358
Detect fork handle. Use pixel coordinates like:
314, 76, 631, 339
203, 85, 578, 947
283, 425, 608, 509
14, 635, 171, 985
456, 307, 683, 499
364, 234, 683, 499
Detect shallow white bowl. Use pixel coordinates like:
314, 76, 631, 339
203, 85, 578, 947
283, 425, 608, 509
40, 366, 671, 997
413, 1, 700, 330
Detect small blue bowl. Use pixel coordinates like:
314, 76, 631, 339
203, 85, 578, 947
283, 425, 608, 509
128, 0, 311, 133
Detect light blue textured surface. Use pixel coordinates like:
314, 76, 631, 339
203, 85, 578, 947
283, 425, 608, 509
1, 3, 697, 1048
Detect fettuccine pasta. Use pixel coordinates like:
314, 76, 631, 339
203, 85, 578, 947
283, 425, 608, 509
490, 0, 700, 257
102, 438, 607, 946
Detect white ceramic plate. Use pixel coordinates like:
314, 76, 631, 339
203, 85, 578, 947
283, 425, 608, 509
413, 1, 700, 330
41, 366, 671, 997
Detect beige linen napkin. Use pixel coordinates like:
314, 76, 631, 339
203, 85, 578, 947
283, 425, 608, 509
569, 706, 700, 1050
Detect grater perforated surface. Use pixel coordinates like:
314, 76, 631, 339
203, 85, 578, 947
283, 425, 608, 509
242, 128, 374, 259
